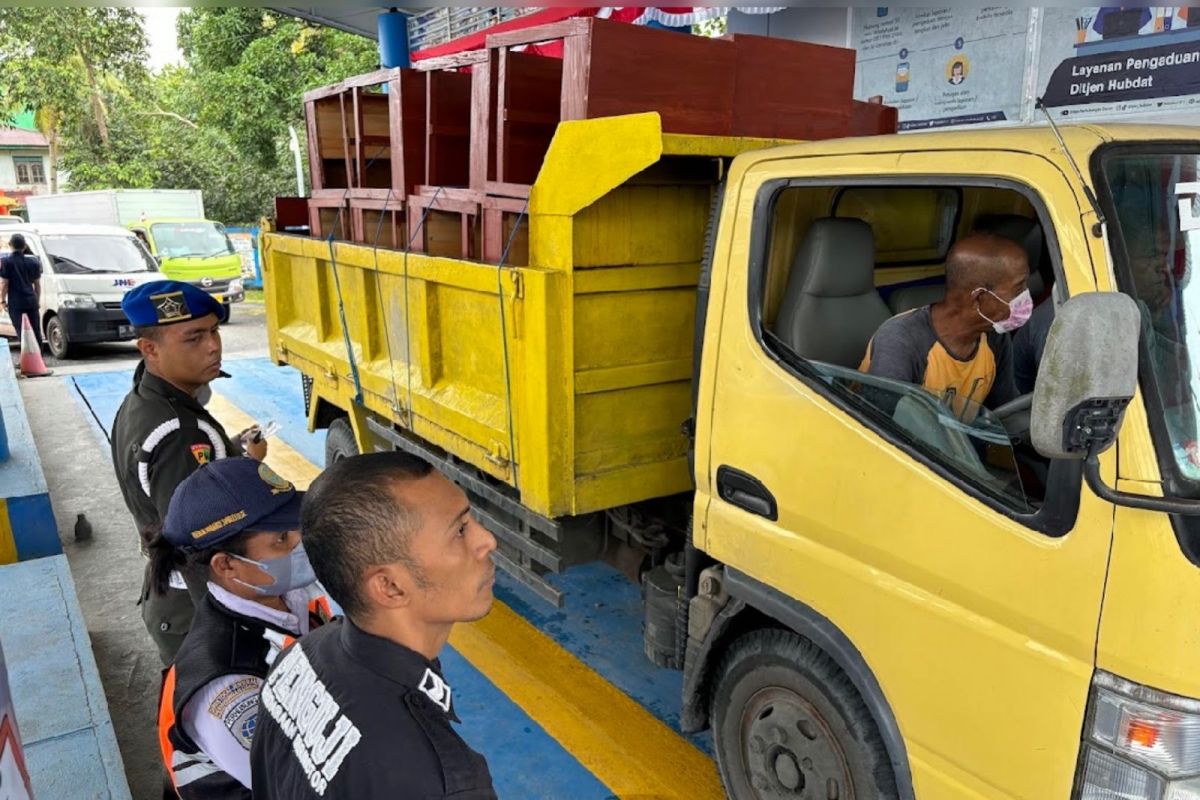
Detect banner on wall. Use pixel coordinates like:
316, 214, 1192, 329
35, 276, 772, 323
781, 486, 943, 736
1039, 7, 1200, 120
226, 228, 261, 289
851, 7, 1031, 131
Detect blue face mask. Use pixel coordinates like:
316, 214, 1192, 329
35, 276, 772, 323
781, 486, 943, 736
231, 541, 317, 596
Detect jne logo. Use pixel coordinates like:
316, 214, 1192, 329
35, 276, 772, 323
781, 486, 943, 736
113, 278, 136, 288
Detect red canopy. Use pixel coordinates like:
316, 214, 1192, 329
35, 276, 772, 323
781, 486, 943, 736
410, 7, 768, 62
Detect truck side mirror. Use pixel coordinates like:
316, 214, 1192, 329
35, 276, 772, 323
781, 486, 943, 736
1032, 292, 1139, 460
1033, 292, 1200, 515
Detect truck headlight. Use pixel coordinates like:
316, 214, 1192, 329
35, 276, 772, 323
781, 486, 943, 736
229, 279, 244, 293
1077, 672, 1200, 799
59, 293, 96, 309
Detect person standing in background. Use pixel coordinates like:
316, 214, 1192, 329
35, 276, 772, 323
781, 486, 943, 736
0, 233, 42, 348
112, 280, 268, 664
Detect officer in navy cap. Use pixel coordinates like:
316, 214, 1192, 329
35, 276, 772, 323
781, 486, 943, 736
111, 279, 270, 664
153, 457, 331, 800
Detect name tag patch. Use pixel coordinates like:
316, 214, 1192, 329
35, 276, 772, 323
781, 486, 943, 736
261, 646, 361, 796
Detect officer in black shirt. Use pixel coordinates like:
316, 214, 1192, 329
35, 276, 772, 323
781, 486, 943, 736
112, 280, 269, 664
0, 233, 43, 346
251, 452, 499, 799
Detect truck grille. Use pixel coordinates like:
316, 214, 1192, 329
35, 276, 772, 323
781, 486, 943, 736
196, 279, 232, 293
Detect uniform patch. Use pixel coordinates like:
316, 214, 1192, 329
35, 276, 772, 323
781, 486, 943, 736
150, 291, 192, 323
208, 677, 261, 752
258, 462, 294, 495
260, 646, 361, 796
222, 696, 258, 751
419, 668, 453, 713
190, 443, 212, 465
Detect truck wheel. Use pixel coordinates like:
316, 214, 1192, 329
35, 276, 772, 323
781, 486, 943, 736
324, 418, 359, 467
711, 629, 898, 800
45, 315, 74, 360
220, 303, 232, 324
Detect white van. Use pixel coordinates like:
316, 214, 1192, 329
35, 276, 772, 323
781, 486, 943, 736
0, 223, 163, 358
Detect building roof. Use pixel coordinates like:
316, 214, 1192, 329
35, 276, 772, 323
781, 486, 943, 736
7, 111, 37, 132
0, 128, 48, 149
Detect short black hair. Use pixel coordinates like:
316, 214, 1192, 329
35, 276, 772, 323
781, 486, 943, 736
133, 325, 162, 341
9, 233, 25, 251
301, 451, 434, 619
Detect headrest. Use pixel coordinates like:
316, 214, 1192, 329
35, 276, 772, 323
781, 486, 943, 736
977, 215, 1043, 276
798, 218, 876, 297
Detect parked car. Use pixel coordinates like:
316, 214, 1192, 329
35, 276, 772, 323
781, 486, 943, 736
0, 223, 163, 358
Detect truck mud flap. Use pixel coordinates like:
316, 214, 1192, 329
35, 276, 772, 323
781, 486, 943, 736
367, 418, 565, 607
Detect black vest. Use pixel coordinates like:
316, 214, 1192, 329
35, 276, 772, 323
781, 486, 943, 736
159, 593, 328, 800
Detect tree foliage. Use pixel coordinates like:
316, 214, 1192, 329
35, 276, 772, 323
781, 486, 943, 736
3, 8, 379, 224
0, 8, 148, 187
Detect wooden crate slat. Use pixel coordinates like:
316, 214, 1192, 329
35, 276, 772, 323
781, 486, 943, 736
498, 50, 563, 185
351, 197, 408, 251
408, 192, 480, 259
426, 70, 473, 187
483, 195, 530, 265
850, 99, 899, 136
731, 34, 854, 140
308, 195, 350, 241
470, 50, 498, 190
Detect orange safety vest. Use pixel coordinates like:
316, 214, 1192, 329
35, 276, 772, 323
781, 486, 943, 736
158, 594, 332, 798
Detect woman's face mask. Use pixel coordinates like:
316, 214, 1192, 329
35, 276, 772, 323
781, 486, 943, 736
230, 541, 317, 596
976, 287, 1033, 334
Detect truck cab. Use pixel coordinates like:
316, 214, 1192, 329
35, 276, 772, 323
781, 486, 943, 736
685, 123, 1200, 799
0, 223, 163, 358
128, 218, 245, 315
265, 117, 1200, 799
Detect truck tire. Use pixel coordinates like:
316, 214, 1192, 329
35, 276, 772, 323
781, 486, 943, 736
220, 302, 232, 324
45, 315, 75, 360
711, 628, 898, 800
324, 417, 359, 467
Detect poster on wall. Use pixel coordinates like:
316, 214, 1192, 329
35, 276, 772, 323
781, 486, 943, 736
851, 7, 1032, 131
227, 230, 259, 283
1039, 7, 1200, 120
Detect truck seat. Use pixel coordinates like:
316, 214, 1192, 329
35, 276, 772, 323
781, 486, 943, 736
887, 283, 945, 314
886, 214, 1050, 315
774, 218, 891, 368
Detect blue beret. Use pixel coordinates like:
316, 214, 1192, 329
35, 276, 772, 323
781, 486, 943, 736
121, 280, 223, 327
164, 458, 304, 552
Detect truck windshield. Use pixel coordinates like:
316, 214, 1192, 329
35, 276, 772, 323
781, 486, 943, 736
41, 234, 157, 274
150, 222, 235, 259
1098, 148, 1200, 489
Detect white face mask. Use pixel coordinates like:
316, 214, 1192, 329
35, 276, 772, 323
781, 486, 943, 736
976, 288, 1033, 334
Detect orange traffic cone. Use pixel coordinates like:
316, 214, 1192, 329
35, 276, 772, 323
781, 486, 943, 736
18, 316, 51, 378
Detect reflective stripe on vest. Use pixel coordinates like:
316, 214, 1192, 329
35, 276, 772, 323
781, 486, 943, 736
158, 666, 180, 790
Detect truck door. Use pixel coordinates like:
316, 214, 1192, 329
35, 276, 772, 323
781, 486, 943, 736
698, 149, 1116, 798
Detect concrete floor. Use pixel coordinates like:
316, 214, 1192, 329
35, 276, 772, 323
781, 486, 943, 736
17, 304, 269, 800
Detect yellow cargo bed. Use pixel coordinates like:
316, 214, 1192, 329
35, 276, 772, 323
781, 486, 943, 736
264, 112, 791, 518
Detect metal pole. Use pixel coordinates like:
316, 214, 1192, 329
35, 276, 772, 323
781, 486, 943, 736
288, 125, 304, 198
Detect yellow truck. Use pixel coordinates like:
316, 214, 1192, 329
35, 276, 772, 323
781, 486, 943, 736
264, 112, 1200, 799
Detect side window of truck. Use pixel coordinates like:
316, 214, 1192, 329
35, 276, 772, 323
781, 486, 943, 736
750, 180, 1059, 520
